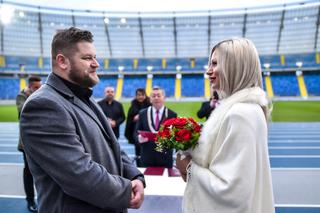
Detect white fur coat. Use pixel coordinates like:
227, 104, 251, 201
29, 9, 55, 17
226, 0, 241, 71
183, 87, 275, 213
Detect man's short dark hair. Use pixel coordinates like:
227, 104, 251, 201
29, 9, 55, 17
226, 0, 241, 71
51, 27, 93, 59
28, 76, 41, 84
136, 88, 146, 96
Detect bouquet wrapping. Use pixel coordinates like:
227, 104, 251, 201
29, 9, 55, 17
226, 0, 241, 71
155, 117, 201, 154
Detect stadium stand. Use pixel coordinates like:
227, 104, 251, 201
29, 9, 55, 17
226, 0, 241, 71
122, 76, 146, 97
271, 73, 301, 96
181, 74, 204, 97
0, 77, 20, 99
0, 1, 320, 99
304, 72, 320, 96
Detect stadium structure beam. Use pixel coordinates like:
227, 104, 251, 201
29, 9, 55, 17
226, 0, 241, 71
0, 22, 3, 53
38, 7, 44, 56
207, 14, 211, 55
0, 0, 3, 53
102, 14, 112, 57
138, 15, 145, 57
314, 5, 320, 50
242, 10, 247, 38
277, 6, 286, 53
71, 10, 76, 26
173, 15, 177, 57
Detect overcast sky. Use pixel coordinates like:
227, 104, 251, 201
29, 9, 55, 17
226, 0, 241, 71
5, 0, 311, 12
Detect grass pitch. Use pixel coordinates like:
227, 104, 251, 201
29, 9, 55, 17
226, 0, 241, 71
1, 101, 320, 122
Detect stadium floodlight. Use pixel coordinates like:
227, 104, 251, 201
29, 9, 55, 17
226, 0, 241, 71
19, 11, 25, 18
296, 70, 303, 76
296, 61, 303, 68
120, 18, 126, 24
104, 17, 109, 24
263, 63, 270, 69
147, 66, 153, 72
0, 5, 15, 25
176, 65, 182, 71
176, 73, 182, 79
147, 74, 153, 79
118, 66, 124, 72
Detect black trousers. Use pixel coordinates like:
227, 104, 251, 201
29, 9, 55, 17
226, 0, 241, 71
22, 151, 35, 202
134, 143, 142, 167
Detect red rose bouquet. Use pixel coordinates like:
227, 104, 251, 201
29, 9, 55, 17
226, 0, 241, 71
155, 117, 201, 153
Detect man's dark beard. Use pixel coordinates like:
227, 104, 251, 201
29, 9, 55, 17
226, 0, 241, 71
68, 65, 98, 88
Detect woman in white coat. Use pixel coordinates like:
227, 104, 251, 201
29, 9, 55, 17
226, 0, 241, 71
176, 38, 275, 213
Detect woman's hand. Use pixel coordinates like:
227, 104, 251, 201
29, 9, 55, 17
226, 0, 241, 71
176, 154, 192, 182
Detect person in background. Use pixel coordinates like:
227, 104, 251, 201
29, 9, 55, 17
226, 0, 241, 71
16, 75, 42, 212
136, 86, 177, 168
98, 86, 126, 139
20, 27, 144, 213
176, 38, 275, 213
125, 88, 151, 167
197, 90, 219, 120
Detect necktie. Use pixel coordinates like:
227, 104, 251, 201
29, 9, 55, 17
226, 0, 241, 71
155, 110, 160, 130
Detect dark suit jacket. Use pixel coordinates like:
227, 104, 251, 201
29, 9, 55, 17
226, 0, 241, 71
20, 73, 144, 213
16, 89, 28, 151
97, 99, 125, 139
136, 106, 177, 168
197, 101, 215, 120
124, 98, 151, 144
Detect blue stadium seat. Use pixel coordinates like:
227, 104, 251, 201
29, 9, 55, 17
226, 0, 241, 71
194, 58, 207, 71
271, 73, 300, 96
260, 55, 282, 69
122, 76, 146, 97
304, 72, 320, 96
152, 75, 175, 97
93, 76, 118, 98
181, 75, 204, 97
138, 59, 162, 71
108, 59, 133, 72
0, 78, 20, 100
285, 53, 317, 68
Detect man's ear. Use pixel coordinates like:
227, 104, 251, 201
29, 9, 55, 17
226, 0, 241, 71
55, 54, 69, 70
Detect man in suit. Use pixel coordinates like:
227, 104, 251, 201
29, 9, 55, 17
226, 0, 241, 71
98, 86, 125, 139
20, 27, 145, 213
136, 86, 177, 168
16, 75, 42, 212
197, 90, 219, 120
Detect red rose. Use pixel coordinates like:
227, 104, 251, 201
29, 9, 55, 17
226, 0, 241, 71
162, 118, 175, 127
188, 117, 198, 126
173, 118, 188, 128
194, 124, 201, 133
175, 129, 192, 141
159, 128, 171, 138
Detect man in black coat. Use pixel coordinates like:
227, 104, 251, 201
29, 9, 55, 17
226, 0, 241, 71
125, 88, 151, 166
16, 76, 42, 212
197, 90, 219, 120
136, 86, 177, 168
98, 86, 125, 139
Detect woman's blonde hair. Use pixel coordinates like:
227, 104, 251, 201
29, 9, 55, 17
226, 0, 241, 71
210, 38, 263, 97
210, 38, 271, 119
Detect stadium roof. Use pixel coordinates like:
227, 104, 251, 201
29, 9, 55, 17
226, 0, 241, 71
3, 0, 316, 12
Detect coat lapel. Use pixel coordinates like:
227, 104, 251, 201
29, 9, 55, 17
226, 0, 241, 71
72, 97, 112, 142
89, 98, 123, 175
159, 107, 167, 124
45, 73, 122, 174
